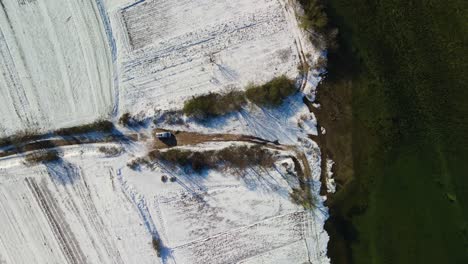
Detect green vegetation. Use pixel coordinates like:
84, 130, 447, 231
297, 0, 328, 32
297, 0, 338, 50
308, 0, 468, 263
183, 76, 297, 118
183, 91, 246, 118
245, 75, 296, 106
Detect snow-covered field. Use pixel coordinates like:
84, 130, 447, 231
0, 0, 319, 136
0, 139, 328, 264
0, 0, 114, 137
0, 94, 330, 263
110, 0, 312, 114
0, 0, 330, 263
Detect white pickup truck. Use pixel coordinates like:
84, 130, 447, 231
155, 132, 173, 139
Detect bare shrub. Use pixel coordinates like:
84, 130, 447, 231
24, 149, 60, 166
0, 130, 41, 148
22, 140, 57, 152
98, 146, 124, 157
297, 61, 310, 76
163, 111, 184, 125
55, 120, 114, 136
289, 156, 316, 209
150, 145, 275, 173
217, 145, 275, 169
152, 237, 162, 257
290, 188, 313, 208
153, 110, 185, 126
315, 56, 328, 70
119, 113, 145, 127
119, 113, 132, 126
150, 149, 213, 173
127, 157, 149, 170
161, 175, 168, 182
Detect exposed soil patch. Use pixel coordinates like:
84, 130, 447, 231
152, 129, 281, 150
307, 77, 353, 196
302, 55, 355, 263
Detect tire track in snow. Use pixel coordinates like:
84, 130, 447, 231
93, 0, 119, 117
36, 0, 78, 114
172, 211, 306, 264
0, 2, 35, 126
116, 169, 176, 264
75, 169, 125, 264
65, 0, 102, 117
46, 163, 124, 264
153, 196, 170, 245
25, 177, 87, 264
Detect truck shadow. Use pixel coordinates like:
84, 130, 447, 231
158, 135, 177, 147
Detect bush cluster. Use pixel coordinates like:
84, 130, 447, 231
217, 145, 275, 169
98, 146, 123, 157
55, 120, 114, 136
298, 0, 328, 32
119, 113, 132, 126
183, 91, 246, 118
182, 76, 296, 118
127, 157, 150, 170
245, 75, 297, 106
119, 113, 145, 127
149, 148, 208, 173
297, 0, 338, 50
149, 145, 275, 173
290, 187, 314, 209
24, 149, 60, 165
0, 130, 42, 148
0, 121, 114, 148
